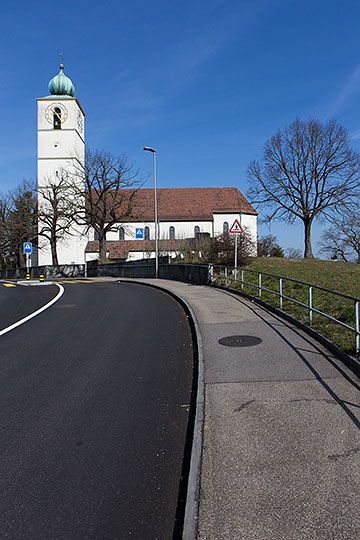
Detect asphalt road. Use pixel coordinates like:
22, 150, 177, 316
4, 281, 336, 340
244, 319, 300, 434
0, 281, 194, 539
0, 282, 57, 330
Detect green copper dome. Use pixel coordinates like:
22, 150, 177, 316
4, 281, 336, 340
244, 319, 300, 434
48, 61, 75, 97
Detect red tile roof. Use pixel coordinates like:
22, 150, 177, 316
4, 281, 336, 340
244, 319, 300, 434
88, 187, 257, 222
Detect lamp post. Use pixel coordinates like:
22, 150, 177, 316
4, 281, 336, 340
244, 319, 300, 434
143, 147, 158, 278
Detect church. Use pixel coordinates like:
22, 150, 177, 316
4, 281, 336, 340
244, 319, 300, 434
37, 61, 257, 265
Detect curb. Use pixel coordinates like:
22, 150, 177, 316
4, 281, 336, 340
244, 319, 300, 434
117, 279, 204, 540
16, 280, 54, 287
0, 279, 54, 287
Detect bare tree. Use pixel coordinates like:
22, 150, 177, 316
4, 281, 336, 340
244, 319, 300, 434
257, 234, 284, 257
207, 229, 255, 266
286, 247, 302, 259
37, 172, 79, 265
247, 118, 360, 258
172, 234, 212, 263
73, 149, 144, 262
0, 194, 11, 268
6, 181, 37, 267
320, 210, 360, 263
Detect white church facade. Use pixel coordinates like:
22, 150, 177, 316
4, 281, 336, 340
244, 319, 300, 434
37, 62, 257, 265
85, 187, 258, 261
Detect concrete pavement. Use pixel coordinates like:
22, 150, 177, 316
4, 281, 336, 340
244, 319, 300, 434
121, 279, 360, 540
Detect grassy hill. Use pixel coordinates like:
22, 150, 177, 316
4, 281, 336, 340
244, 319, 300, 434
245, 257, 360, 298
217, 257, 360, 357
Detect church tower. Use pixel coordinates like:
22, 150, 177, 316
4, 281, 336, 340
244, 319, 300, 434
37, 57, 87, 265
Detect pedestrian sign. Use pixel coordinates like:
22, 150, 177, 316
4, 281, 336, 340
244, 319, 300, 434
229, 220, 243, 233
23, 242, 32, 254
136, 228, 144, 239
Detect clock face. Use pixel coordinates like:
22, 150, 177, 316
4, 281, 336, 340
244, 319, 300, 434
77, 110, 83, 133
45, 103, 68, 125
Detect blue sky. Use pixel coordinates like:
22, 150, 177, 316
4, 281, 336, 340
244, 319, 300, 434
1, 0, 360, 256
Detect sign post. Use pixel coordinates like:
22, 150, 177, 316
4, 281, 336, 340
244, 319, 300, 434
235, 235, 238, 280
229, 220, 243, 281
23, 242, 32, 279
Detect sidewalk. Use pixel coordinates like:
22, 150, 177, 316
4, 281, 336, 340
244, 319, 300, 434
121, 279, 360, 539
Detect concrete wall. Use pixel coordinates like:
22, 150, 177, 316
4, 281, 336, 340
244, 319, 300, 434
86, 259, 210, 285
0, 265, 85, 280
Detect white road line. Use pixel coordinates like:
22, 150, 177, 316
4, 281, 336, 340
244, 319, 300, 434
0, 284, 64, 337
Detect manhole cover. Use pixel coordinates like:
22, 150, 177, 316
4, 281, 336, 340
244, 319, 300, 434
218, 335, 262, 347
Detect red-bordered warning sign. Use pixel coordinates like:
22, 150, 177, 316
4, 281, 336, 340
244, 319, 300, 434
229, 219, 243, 233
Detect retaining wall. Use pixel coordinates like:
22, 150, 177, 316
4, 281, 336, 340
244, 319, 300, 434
0, 265, 85, 280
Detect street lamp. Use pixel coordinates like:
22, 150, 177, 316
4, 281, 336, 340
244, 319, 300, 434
143, 147, 158, 278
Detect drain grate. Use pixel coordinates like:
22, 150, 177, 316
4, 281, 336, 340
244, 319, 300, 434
218, 335, 262, 347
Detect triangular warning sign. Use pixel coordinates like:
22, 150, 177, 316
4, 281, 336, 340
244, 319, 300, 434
229, 219, 243, 233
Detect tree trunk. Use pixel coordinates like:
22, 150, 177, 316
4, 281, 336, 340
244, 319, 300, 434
304, 220, 313, 258
18, 249, 25, 268
50, 237, 58, 266
99, 234, 107, 263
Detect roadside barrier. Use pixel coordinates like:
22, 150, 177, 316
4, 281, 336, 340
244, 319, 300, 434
212, 265, 360, 355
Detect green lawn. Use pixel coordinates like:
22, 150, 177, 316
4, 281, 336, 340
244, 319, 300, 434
214, 258, 360, 357
246, 257, 360, 298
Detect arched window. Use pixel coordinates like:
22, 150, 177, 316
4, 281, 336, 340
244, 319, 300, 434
119, 227, 125, 241
169, 226, 175, 240
144, 226, 150, 240
54, 107, 61, 130
223, 221, 229, 234
94, 230, 100, 241
194, 226, 200, 236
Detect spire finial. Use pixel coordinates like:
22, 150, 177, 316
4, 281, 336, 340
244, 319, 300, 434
49, 54, 75, 96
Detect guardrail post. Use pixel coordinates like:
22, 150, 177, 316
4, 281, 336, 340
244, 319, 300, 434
209, 264, 214, 282
241, 269, 244, 291
279, 277, 283, 309
225, 267, 228, 286
258, 273, 262, 298
309, 286, 313, 326
355, 300, 359, 354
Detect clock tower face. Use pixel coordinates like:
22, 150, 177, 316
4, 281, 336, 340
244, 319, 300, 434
45, 102, 69, 126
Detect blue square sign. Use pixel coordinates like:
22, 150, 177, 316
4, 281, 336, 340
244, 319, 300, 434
136, 228, 144, 239
23, 242, 32, 254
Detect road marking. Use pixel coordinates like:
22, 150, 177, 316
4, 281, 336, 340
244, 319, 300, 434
53, 280, 108, 284
2, 284, 16, 287
0, 284, 64, 337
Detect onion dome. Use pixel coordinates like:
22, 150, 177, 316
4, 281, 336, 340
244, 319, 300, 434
48, 59, 75, 97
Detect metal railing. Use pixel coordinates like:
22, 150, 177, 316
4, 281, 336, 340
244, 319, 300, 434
211, 265, 360, 355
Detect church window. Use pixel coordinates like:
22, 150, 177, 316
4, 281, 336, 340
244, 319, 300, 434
119, 227, 125, 241
169, 226, 175, 239
223, 222, 229, 234
54, 107, 62, 130
144, 226, 150, 240
194, 226, 200, 236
